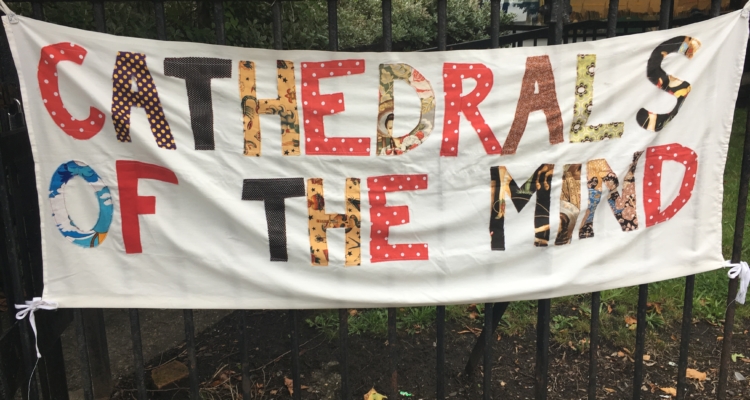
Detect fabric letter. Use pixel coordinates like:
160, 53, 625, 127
490, 164, 554, 250
239, 60, 301, 156
569, 55, 624, 142
112, 52, 175, 149
368, 175, 428, 262
643, 144, 697, 226
307, 178, 361, 266
441, 63, 502, 156
164, 57, 231, 150
579, 152, 643, 239
242, 178, 305, 262
377, 63, 435, 155
38, 43, 105, 140
503, 56, 563, 155
636, 36, 701, 132
116, 160, 179, 254
555, 164, 582, 246
301, 60, 369, 155
49, 161, 113, 248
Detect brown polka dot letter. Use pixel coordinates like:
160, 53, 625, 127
111, 52, 175, 150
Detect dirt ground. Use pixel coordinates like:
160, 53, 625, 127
63, 309, 231, 399
110, 310, 750, 400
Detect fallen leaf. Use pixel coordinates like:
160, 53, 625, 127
208, 369, 235, 388
284, 376, 294, 395
741, 358, 750, 363
717, 336, 723, 341
364, 388, 387, 400
732, 353, 746, 362
660, 387, 677, 396
625, 315, 637, 325
270, 390, 278, 395
603, 387, 616, 393
349, 309, 358, 316
617, 351, 625, 357
647, 302, 663, 314
686, 368, 706, 381
606, 304, 613, 314
643, 355, 651, 361
151, 360, 189, 389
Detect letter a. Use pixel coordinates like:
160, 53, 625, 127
503, 56, 563, 155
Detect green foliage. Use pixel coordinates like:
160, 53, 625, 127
305, 310, 339, 340
694, 292, 726, 324
644, 311, 665, 330
349, 309, 389, 337
498, 301, 536, 336
398, 306, 436, 334
16, 0, 513, 51
551, 314, 578, 332
445, 304, 467, 321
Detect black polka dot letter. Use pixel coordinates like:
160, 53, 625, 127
111, 52, 175, 149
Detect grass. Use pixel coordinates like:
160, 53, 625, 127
307, 107, 750, 348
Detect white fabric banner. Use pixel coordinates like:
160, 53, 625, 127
3, 9, 748, 309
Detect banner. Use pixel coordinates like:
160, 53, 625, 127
3, 10, 748, 309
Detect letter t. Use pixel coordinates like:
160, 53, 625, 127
242, 178, 306, 261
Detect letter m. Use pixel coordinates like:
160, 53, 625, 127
490, 164, 554, 250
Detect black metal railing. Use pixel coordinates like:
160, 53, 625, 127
0, 0, 745, 400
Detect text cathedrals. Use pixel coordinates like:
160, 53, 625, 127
36, 36, 700, 155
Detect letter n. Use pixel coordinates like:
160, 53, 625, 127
579, 152, 643, 239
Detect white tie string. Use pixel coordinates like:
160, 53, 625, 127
724, 260, 750, 305
15, 297, 59, 358
0, 0, 18, 24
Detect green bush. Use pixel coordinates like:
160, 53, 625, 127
14, 0, 514, 51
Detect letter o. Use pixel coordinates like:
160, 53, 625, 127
49, 161, 113, 248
